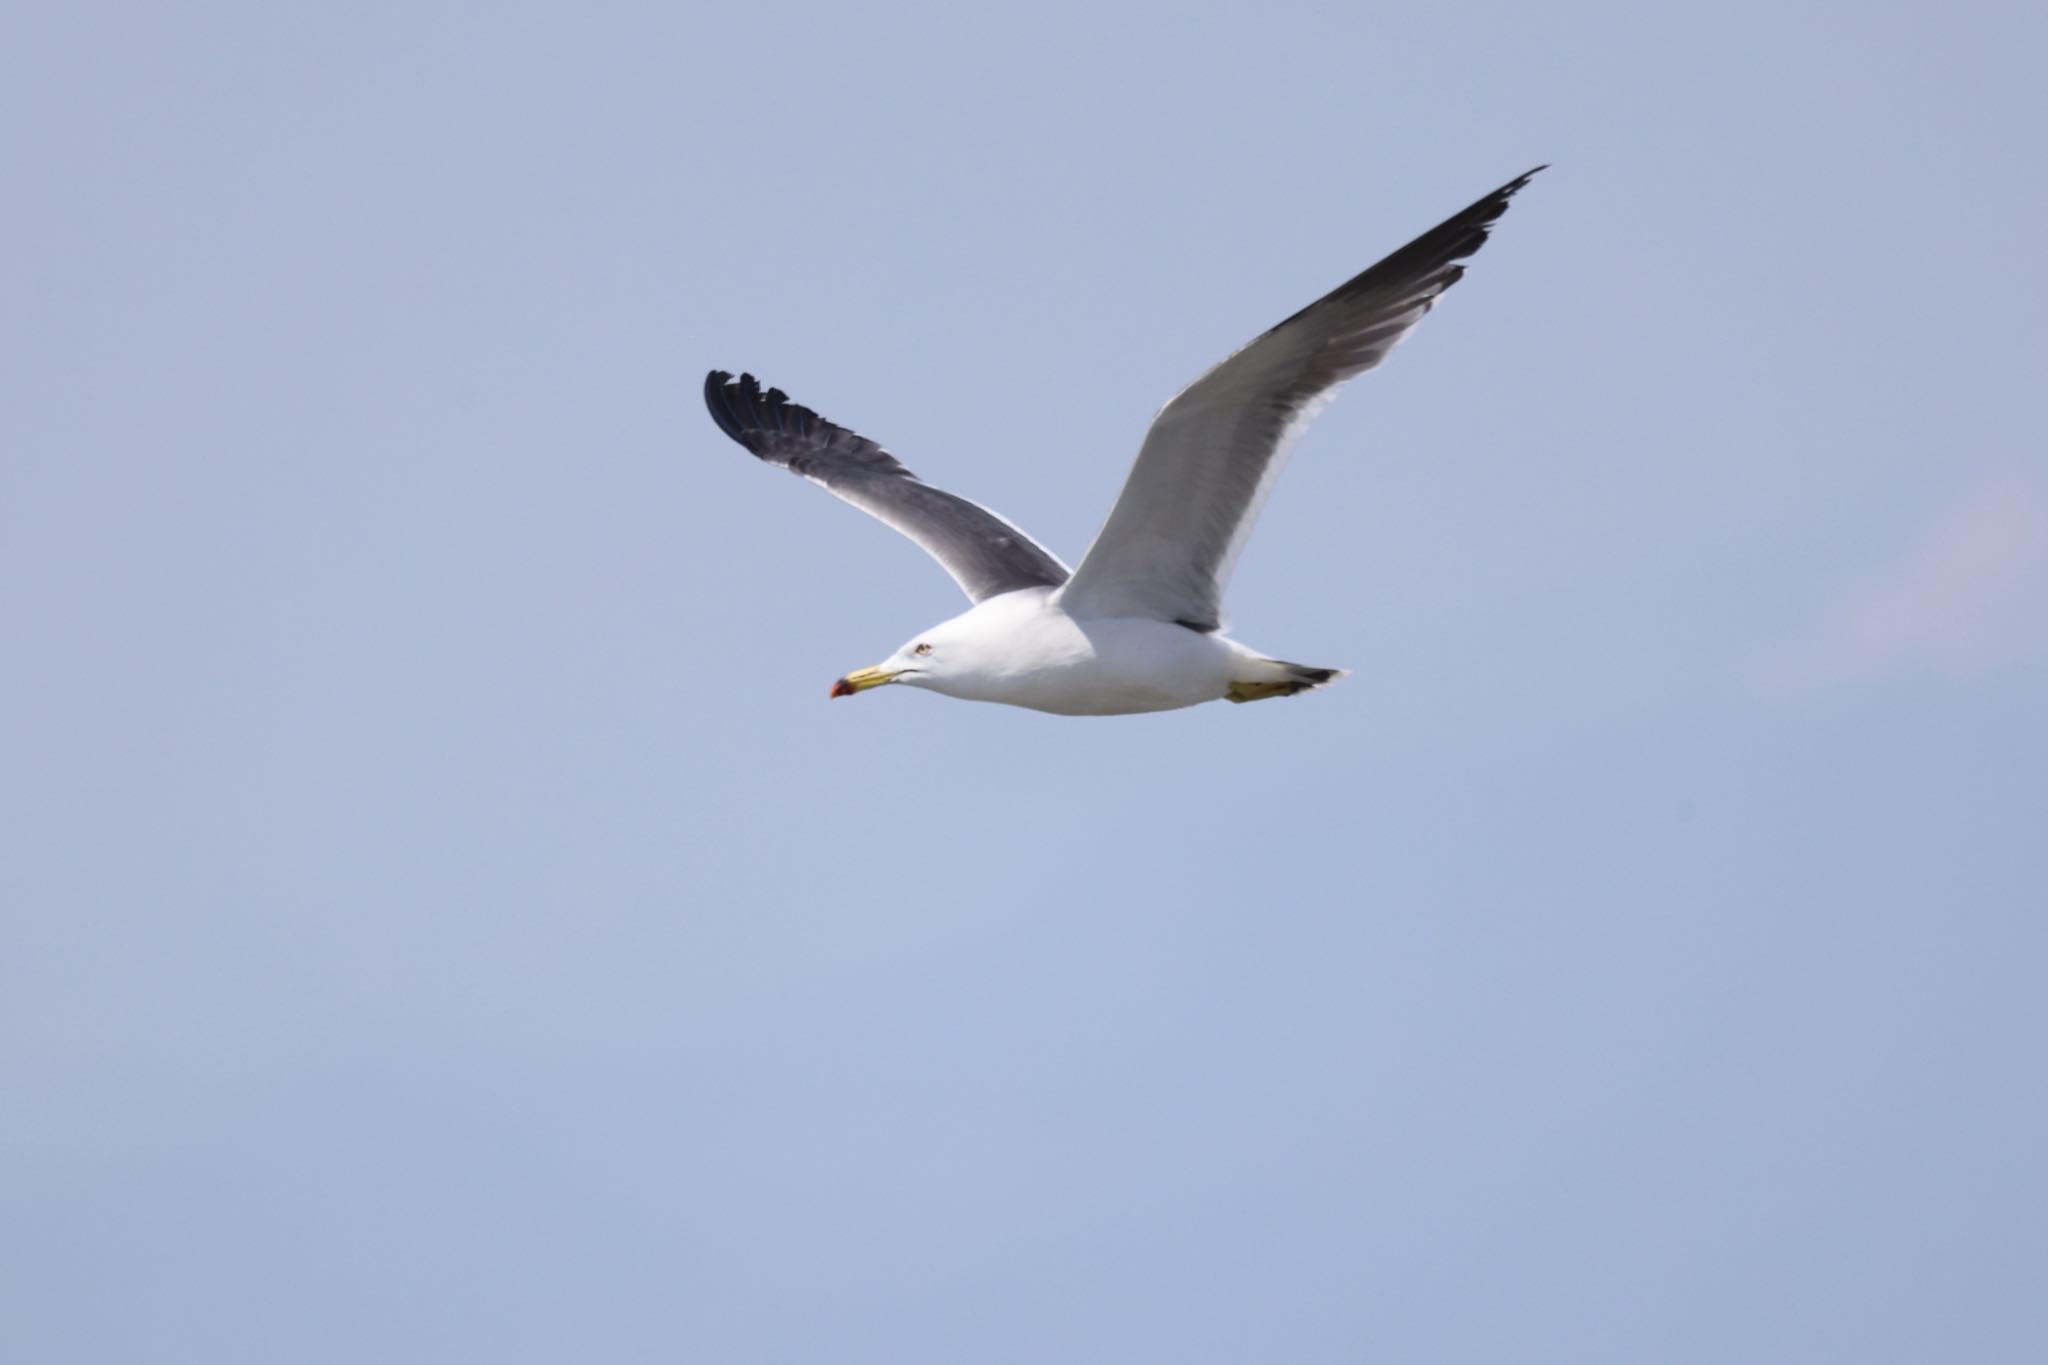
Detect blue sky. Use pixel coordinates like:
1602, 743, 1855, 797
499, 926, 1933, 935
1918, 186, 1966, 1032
5, 2, 2046, 1361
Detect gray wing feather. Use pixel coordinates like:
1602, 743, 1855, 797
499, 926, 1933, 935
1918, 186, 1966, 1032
1058, 167, 1543, 631
704, 372, 1070, 604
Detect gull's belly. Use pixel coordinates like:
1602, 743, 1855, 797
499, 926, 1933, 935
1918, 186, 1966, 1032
994, 618, 1235, 716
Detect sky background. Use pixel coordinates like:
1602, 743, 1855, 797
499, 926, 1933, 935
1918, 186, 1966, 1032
5, 2, 2046, 1361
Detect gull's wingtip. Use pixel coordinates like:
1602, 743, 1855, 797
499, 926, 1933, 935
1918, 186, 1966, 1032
705, 370, 772, 397
1434, 164, 1547, 255
704, 369, 761, 445
1482, 165, 1547, 209
1485, 164, 1547, 211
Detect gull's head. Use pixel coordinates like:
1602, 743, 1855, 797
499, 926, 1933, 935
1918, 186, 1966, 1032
830, 600, 1044, 701
829, 628, 955, 700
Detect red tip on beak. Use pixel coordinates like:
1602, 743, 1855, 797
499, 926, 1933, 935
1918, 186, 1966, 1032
829, 677, 857, 698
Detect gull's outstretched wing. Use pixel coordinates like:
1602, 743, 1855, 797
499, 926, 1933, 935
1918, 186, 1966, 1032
1057, 167, 1543, 632
704, 371, 1070, 604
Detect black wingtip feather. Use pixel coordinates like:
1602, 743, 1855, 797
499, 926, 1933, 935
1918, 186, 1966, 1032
702, 370, 922, 482
1409, 163, 1545, 268
703, 370, 745, 444
1260, 164, 1546, 340
1433, 165, 1545, 260
704, 370, 824, 450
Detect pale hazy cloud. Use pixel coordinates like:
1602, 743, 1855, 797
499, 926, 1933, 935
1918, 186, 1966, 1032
1749, 468, 2048, 696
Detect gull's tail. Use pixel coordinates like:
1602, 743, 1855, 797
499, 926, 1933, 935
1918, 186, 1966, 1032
1225, 659, 1349, 704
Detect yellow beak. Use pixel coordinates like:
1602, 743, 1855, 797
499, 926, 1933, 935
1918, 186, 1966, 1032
829, 664, 901, 698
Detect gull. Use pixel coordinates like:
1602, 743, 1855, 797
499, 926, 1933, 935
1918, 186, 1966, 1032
704, 167, 1541, 716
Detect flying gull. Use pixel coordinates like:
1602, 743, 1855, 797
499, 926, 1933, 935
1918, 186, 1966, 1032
704, 167, 1542, 715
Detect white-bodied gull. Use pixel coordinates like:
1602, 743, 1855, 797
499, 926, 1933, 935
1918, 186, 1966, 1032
705, 167, 1542, 715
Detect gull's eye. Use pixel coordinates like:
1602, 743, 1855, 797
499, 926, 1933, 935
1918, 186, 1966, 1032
913, 642, 933, 656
